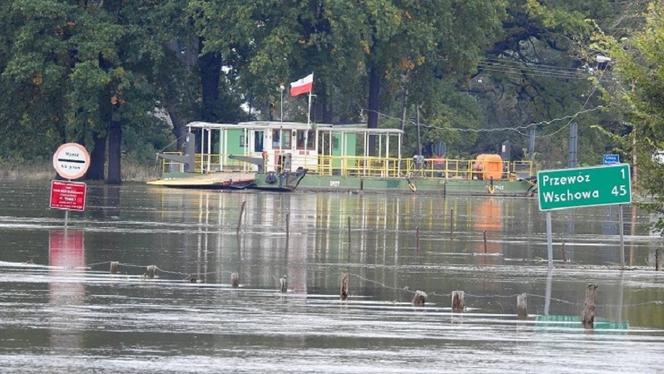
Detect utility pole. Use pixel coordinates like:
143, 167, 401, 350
568, 122, 578, 168
416, 104, 422, 156
528, 127, 536, 160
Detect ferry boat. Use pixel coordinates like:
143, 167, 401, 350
147, 120, 535, 195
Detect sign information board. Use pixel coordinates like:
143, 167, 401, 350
50, 180, 87, 211
52, 143, 90, 180
537, 164, 631, 211
603, 154, 620, 165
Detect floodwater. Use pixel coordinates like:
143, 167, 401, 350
1, 181, 663, 373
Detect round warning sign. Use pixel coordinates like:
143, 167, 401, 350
52, 143, 90, 180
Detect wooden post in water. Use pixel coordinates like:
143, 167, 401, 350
416, 226, 420, 251
236, 201, 246, 234
109, 261, 120, 274
347, 216, 351, 245
517, 293, 528, 319
145, 265, 157, 279
449, 208, 454, 236
582, 284, 598, 329
279, 275, 288, 293
340, 272, 349, 301
231, 272, 239, 288
656, 248, 661, 271
412, 290, 427, 306
451, 290, 464, 312
483, 231, 487, 254
561, 240, 567, 263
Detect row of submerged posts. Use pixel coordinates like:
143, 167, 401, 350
108, 261, 602, 328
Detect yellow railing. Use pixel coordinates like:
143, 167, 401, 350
315, 156, 534, 180
193, 154, 253, 172
161, 152, 184, 173
163, 153, 534, 180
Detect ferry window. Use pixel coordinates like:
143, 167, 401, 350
272, 130, 280, 149
296, 130, 315, 150
282, 130, 292, 149
254, 131, 264, 152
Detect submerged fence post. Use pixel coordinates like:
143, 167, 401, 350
412, 290, 427, 306
145, 265, 157, 279
231, 272, 239, 288
236, 201, 246, 234
450, 208, 454, 236
656, 248, 661, 271
340, 272, 349, 301
279, 275, 288, 293
517, 293, 528, 319
451, 290, 464, 312
483, 231, 487, 254
582, 284, 598, 329
109, 261, 120, 274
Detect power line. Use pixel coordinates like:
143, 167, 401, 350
364, 106, 604, 135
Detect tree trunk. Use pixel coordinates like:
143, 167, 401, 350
86, 132, 106, 180
198, 40, 221, 122
107, 118, 122, 185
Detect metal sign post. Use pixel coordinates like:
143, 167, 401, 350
619, 205, 625, 268
546, 212, 553, 269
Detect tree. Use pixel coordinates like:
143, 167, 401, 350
597, 1, 664, 234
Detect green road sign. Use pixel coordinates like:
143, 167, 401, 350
537, 164, 631, 211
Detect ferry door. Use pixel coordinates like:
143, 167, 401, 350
252, 130, 265, 153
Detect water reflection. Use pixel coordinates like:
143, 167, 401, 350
48, 229, 85, 355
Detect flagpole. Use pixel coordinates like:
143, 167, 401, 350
307, 90, 312, 126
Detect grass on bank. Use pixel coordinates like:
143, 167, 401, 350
0, 157, 160, 182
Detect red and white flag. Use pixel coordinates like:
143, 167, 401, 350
290, 73, 313, 96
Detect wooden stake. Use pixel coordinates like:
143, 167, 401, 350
656, 248, 661, 271
236, 201, 246, 234
109, 261, 120, 274
561, 240, 567, 263
340, 272, 349, 301
483, 231, 487, 254
517, 293, 528, 319
347, 216, 351, 245
451, 290, 464, 312
450, 208, 454, 236
145, 265, 157, 279
416, 226, 420, 251
582, 284, 598, 329
412, 290, 427, 306
231, 272, 239, 288
279, 275, 288, 293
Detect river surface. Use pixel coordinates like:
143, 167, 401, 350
1, 181, 663, 373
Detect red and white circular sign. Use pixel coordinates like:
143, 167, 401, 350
52, 143, 90, 180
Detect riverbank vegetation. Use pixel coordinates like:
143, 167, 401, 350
0, 2, 661, 198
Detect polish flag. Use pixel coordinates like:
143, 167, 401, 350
290, 73, 313, 96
